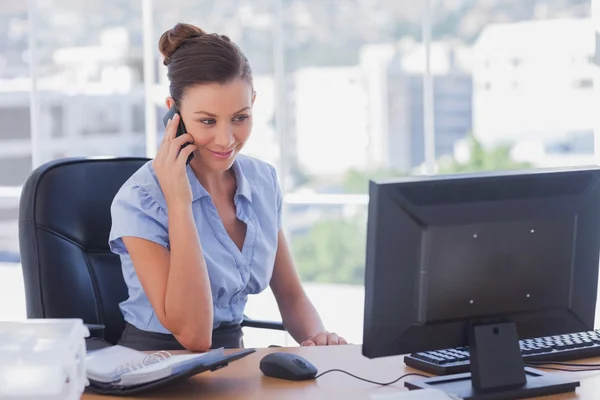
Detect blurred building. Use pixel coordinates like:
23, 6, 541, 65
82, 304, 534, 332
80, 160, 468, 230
0, 86, 149, 257
0, 27, 148, 258
473, 18, 595, 165
293, 66, 369, 176
291, 40, 473, 177
361, 39, 473, 173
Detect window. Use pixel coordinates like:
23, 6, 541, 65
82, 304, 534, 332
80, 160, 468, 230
49, 105, 65, 138
0, 107, 30, 140
0, 0, 27, 319
0, 156, 32, 186
0, 1, 597, 342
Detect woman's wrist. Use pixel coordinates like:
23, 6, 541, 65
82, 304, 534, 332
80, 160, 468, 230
167, 201, 193, 217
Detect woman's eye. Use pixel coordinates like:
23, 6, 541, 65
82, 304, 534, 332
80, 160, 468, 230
199, 119, 216, 125
233, 115, 249, 123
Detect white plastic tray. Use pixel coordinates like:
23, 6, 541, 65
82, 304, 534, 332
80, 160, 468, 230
0, 319, 89, 400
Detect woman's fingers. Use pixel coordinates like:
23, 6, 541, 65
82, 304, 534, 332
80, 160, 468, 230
168, 133, 194, 161
177, 143, 197, 165
156, 115, 178, 161
165, 113, 180, 142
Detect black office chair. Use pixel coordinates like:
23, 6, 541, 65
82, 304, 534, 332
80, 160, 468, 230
18, 157, 284, 345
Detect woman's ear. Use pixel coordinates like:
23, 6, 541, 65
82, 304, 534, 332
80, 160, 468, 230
165, 96, 175, 109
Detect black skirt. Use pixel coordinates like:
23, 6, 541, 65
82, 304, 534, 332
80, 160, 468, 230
117, 322, 244, 351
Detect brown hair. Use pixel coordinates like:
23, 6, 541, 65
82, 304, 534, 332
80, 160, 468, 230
158, 23, 253, 107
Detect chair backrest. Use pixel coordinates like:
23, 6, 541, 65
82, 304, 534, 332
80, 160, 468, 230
18, 157, 149, 344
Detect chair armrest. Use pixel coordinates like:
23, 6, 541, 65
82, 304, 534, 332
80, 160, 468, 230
241, 315, 285, 331
85, 323, 106, 338
85, 323, 106, 332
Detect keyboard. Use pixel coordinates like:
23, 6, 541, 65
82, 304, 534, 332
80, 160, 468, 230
404, 328, 600, 376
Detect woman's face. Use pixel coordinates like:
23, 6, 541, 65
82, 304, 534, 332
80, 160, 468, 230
167, 77, 255, 172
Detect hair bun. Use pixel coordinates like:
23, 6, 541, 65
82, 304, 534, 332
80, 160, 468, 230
158, 23, 205, 66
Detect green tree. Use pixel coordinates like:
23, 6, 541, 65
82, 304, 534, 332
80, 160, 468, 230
293, 134, 531, 285
292, 216, 367, 285
342, 168, 405, 194
439, 134, 531, 174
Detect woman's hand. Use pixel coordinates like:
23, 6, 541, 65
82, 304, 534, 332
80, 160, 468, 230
152, 113, 197, 208
300, 331, 348, 346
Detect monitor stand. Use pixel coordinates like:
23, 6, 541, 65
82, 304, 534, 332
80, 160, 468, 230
404, 321, 580, 400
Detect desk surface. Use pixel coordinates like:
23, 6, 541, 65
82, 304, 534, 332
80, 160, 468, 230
83, 345, 600, 400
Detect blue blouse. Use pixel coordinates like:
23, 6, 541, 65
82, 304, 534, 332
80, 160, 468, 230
108, 154, 282, 334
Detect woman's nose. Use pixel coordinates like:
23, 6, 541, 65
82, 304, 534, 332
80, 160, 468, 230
213, 125, 235, 148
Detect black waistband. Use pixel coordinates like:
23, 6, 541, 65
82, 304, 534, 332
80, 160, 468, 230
119, 321, 244, 351
215, 322, 242, 333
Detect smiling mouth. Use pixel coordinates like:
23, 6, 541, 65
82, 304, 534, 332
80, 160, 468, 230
207, 149, 234, 159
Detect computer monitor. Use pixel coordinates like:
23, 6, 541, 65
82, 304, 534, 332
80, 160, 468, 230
362, 166, 600, 400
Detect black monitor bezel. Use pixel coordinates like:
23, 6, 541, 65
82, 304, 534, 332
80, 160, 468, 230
362, 166, 600, 359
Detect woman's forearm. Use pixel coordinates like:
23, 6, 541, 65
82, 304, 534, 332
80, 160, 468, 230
164, 204, 214, 350
279, 295, 325, 344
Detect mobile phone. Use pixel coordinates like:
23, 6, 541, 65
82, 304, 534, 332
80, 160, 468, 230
162, 105, 194, 165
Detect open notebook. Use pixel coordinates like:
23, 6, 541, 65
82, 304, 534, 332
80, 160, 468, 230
85, 345, 255, 394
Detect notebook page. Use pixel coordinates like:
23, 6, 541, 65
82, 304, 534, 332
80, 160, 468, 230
119, 349, 225, 386
86, 345, 148, 383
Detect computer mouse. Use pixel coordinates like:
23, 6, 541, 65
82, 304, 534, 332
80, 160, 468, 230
259, 352, 318, 381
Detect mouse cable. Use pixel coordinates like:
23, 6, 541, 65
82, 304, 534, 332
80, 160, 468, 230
314, 369, 429, 386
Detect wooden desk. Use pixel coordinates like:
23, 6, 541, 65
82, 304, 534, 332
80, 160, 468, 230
83, 345, 600, 399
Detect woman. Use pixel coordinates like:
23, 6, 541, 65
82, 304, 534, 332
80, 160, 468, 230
108, 22, 347, 352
